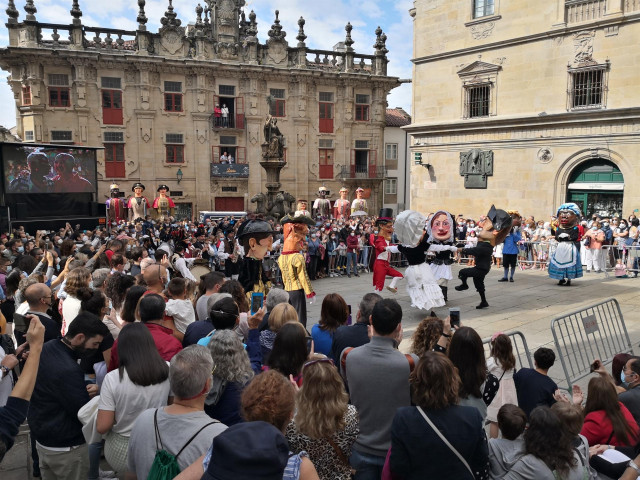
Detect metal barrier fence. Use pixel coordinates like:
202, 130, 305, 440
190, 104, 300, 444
515, 241, 557, 270
550, 298, 633, 390
482, 330, 534, 372
600, 244, 640, 278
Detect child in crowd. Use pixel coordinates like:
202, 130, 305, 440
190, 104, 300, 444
488, 404, 527, 479
615, 258, 629, 278
493, 242, 503, 268
551, 402, 596, 479
465, 230, 478, 266
336, 239, 347, 275
487, 333, 519, 439
165, 277, 196, 335
327, 233, 338, 277
538, 236, 549, 271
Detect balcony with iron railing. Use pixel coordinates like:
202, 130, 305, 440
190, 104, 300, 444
565, 0, 640, 23
339, 165, 387, 181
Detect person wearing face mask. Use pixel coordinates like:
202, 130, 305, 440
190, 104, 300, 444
327, 233, 339, 277
346, 230, 360, 278
27, 312, 110, 480
613, 219, 630, 262
583, 222, 605, 273
307, 232, 321, 281
618, 357, 640, 426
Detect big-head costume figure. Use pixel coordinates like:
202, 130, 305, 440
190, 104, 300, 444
351, 187, 368, 215
312, 186, 331, 219
395, 210, 445, 310
153, 184, 176, 221
128, 182, 150, 222
294, 199, 311, 218
106, 183, 127, 227
426, 210, 459, 302
237, 217, 274, 297
549, 202, 583, 286
334, 187, 351, 220
455, 206, 512, 309
373, 208, 404, 293
277, 213, 316, 327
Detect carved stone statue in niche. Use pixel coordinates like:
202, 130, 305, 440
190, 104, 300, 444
459, 149, 494, 189
263, 114, 284, 158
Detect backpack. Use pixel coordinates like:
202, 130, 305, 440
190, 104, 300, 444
147, 409, 217, 480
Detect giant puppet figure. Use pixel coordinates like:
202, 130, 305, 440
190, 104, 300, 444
128, 182, 150, 222
237, 216, 274, 297
294, 199, 311, 219
334, 187, 351, 221
373, 208, 404, 293
153, 184, 176, 221
105, 183, 127, 226
395, 210, 445, 310
351, 187, 368, 215
277, 213, 316, 327
312, 186, 331, 219
426, 210, 459, 302
455, 206, 512, 309
549, 202, 583, 286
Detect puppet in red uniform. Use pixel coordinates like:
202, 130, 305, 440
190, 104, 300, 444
153, 184, 176, 221
373, 208, 403, 293
105, 183, 127, 227
127, 182, 150, 222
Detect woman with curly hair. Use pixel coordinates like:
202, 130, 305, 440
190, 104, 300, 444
205, 329, 254, 426
505, 406, 586, 479
286, 354, 359, 480
61, 267, 91, 335
311, 293, 348, 356
103, 273, 136, 338
448, 326, 499, 422
388, 351, 489, 479
411, 315, 455, 356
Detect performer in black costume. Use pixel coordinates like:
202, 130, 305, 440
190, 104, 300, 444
455, 206, 512, 309
237, 217, 274, 298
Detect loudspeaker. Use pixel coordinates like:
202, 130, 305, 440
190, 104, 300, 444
15, 203, 28, 219
91, 202, 100, 217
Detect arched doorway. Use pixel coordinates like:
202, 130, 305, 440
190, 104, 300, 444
567, 159, 624, 218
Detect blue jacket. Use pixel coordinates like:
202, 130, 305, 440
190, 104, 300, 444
502, 228, 522, 255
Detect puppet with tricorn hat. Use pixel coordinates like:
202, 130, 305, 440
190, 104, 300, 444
237, 216, 274, 297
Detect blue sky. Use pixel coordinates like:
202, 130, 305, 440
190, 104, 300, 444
0, 0, 414, 130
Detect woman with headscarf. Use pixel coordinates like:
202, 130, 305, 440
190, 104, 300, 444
426, 210, 459, 302
394, 210, 445, 310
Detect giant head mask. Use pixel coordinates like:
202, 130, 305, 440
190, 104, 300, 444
428, 210, 454, 243
556, 203, 581, 229
477, 205, 513, 246
237, 217, 274, 260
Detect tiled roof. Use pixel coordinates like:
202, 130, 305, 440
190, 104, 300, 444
386, 108, 411, 127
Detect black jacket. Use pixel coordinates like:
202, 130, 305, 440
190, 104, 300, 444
27, 340, 90, 448
331, 322, 370, 364
462, 241, 494, 272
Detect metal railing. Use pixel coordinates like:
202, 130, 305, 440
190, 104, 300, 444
551, 298, 633, 390
482, 330, 534, 372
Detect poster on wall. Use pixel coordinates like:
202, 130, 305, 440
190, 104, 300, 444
2, 144, 97, 194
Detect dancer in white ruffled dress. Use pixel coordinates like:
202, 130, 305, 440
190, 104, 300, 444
426, 210, 459, 303
395, 210, 445, 310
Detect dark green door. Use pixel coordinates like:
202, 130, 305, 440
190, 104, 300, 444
567, 160, 623, 218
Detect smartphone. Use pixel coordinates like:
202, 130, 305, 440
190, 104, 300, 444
449, 308, 461, 329
250, 292, 264, 315
13, 313, 30, 334
590, 360, 600, 373
347, 305, 352, 325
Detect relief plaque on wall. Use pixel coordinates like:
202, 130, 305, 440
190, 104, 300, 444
459, 149, 494, 189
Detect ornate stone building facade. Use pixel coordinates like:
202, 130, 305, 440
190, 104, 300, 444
0, 0, 399, 218
407, 0, 640, 219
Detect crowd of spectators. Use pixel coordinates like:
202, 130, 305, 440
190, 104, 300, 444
1, 213, 640, 480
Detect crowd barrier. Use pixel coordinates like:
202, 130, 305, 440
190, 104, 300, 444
514, 241, 557, 270
600, 244, 640, 278
550, 298, 633, 390
482, 330, 534, 372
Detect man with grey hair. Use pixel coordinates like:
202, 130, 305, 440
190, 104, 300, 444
331, 292, 382, 363
126, 346, 227, 479
91, 268, 110, 291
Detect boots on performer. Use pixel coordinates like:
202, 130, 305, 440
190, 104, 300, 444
440, 285, 448, 302
476, 291, 489, 309
455, 279, 469, 291
387, 276, 401, 293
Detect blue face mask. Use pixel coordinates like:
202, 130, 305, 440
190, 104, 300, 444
17, 246, 24, 253
621, 370, 629, 388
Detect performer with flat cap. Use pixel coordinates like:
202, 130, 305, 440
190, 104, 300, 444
455, 206, 513, 309
277, 213, 316, 327
153, 184, 175, 221
237, 216, 274, 298
106, 183, 127, 228
127, 182, 150, 222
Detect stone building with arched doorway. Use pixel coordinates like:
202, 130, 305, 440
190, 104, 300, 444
406, 0, 640, 220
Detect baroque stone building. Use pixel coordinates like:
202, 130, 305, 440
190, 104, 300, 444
0, 0, 399, 218
407, 0, 640, 219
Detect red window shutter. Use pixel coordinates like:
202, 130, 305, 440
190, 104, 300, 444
319, 103, 333, 133
235, 97, 245, 129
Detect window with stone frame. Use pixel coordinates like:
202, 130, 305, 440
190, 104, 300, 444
474, 0, 495, 18
104, 132, 125, 177
457, 60, 501, 119
270, 88, 286, 117
385, 178, 397, 195
22, 86, 31, 106
464, 84, 491, 118
164, 81, 183, 112
319, 92, 334, 133
568, 63, 609, 110
48, 74, 70, 107
165, 133, 185, 163
355, 94, 370, 122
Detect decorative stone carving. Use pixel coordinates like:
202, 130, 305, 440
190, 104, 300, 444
537, 147, 553, 164
470, 21, 495, 40
159, 0, 186, 56
573, 31, 595, 65
459, 149, 494, 189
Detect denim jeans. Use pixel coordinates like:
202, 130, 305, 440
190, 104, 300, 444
350, 449, 386, 480
347, 252, 358, 275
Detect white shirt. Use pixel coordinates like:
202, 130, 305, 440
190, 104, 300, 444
98, 368, 171, 436
221, 106, 229, 117
165, 299, 196, 334
173, 256, 196, 282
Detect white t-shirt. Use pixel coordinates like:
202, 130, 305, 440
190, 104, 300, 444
165, 299, 196, 334
98, 368, 171, 436
61, 296, 82, 336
